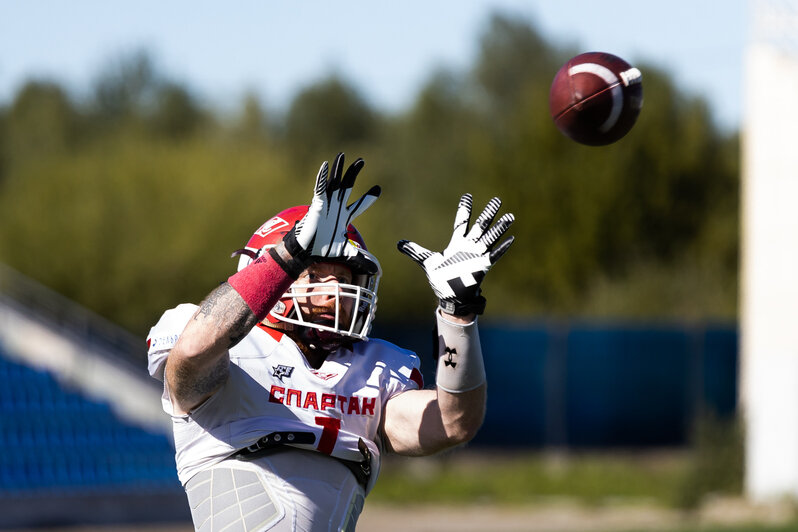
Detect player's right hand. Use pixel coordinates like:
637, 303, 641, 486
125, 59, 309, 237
291, 153, 381, 259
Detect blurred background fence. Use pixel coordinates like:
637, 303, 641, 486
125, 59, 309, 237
375, 319, 737, 449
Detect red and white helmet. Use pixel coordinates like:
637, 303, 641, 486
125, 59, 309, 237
232, 206, 381, 341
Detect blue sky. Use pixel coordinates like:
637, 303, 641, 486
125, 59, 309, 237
1, 1, 746, 131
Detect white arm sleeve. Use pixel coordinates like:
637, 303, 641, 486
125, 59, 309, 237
433, 308, 486, 393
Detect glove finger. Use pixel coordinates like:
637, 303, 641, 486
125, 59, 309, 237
327, 152, 345, 201
488, 235, 515, 264
347, 185, 382, 221
480, 213, 515, 249
397, 240, 433, 264
294, 161, 329, 248
452, 193, 473, 234
468, 197, 502, 240
334, 154, 362, 208
313, 160, 329, 199
341, 157, 364, 190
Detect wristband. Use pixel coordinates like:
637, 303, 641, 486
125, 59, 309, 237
272, 231, 312, 279
228, 251, 296, 321
434, 308, 486, 393
439, 295, 486, 317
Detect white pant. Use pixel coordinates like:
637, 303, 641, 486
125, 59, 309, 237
184, 448, 365, 532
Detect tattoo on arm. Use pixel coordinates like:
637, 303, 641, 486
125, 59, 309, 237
171, 354, 229, 408
195, 282, 259, 348
169, 282, 260, 411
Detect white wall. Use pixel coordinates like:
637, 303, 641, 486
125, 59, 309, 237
741, 42, 798, 500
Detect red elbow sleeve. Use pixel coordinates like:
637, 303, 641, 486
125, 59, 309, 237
228, 254, 295, 321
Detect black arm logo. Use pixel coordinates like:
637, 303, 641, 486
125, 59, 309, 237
443, 346, 457, 368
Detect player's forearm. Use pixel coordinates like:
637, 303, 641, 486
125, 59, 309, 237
436, 384, 487, 444
382, 387, 485, 456
432, 309, 487, 445
166, 282, 258, 412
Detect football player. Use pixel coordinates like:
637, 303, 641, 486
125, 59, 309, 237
147, 153, 514, 531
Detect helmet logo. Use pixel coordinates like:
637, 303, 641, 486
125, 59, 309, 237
273, 301, 286, 314
256, 217, 290, 237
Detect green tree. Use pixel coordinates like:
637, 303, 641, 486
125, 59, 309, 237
4, 80, 79, 163
0, 134, 298, 334
473, 12, 563, 118
149, 82, 207, 139
283, 76, 378, 160
234, 92, 270, 141
91, 50, 158, 128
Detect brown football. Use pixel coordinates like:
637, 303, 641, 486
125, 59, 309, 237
549, 52, 643, 146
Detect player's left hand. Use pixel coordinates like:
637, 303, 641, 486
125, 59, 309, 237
398, 194, 514, 316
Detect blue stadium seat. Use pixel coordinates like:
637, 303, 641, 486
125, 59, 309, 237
0, 348, 182, 497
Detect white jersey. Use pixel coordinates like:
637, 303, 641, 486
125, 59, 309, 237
146, 304, 423, 494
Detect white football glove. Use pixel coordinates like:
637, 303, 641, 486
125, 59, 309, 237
398, 194, 514, 316
294, 153, 380, 257
276, 153, 380, 278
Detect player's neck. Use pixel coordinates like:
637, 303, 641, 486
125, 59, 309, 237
302, 349, 327, 370
284, 330, 330, 369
